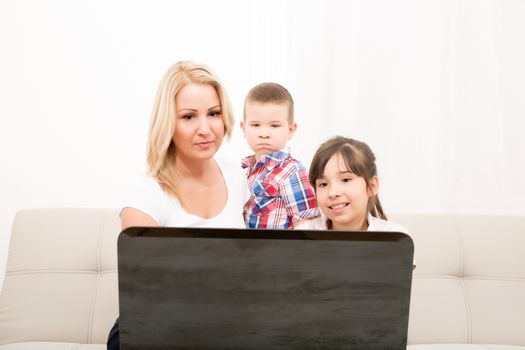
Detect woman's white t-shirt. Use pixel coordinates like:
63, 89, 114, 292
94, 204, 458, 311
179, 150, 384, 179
123, 158, 246, 228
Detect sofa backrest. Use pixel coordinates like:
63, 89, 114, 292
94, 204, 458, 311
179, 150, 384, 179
391, 213, 525, 346
0, 209, 524, 346
0, 208, 121, 345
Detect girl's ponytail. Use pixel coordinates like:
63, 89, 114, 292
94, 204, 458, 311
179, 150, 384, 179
369, 196, 387, 220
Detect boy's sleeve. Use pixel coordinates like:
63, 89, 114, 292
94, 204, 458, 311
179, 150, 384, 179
280, 167, 320, 225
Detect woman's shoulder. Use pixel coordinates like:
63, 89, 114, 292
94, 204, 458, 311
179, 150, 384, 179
122, 173, 173, 225
213, 156, 248, 216
134, 173, 161, 186
127, 174, 165, 197
215, 157, 243, 178
215, 156, 247, 191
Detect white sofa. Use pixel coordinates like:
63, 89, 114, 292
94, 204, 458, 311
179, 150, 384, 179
0, 208, 523, 349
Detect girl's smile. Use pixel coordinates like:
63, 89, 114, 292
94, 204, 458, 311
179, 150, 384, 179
329, 202, 349, 211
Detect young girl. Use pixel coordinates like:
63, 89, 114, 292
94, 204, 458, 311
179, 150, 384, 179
296, 136, 410, 234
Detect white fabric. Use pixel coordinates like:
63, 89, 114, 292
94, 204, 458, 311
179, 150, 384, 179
407, 345, 525, 350
296, 213, 416, 266
296, 213, 410, 234
123, 158, 246, 228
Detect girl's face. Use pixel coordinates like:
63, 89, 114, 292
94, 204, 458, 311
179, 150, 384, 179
173, 83, 225, 163
315, 153, 378, 230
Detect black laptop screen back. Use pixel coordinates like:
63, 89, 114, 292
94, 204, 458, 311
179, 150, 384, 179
118, 227, 413, 350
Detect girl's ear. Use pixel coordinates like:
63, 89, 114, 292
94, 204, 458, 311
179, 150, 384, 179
367, 175, 379, 197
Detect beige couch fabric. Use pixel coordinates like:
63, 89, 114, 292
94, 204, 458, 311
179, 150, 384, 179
408, 346, 525, 350
0, 209, 120, 347
0, 209, 523, 349
0, 343, 105, 350
390, 214, 525, 349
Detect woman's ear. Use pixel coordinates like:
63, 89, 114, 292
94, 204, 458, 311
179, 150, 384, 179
367, 175, 379, 197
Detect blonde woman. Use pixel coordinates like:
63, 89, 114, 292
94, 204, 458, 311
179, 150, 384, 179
121, 60, 246, 230
108, 61, 245, 349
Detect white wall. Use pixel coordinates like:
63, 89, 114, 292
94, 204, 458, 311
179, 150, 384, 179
1, 0, 524, 288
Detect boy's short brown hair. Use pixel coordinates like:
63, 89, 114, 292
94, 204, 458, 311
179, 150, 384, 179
244, 82, 294, 123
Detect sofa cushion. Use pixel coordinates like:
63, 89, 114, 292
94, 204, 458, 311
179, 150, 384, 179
408, 345, 525, 350
1, 210, 524, 348
0, 342, 105, 350
0, 209, 120, 345
391, 214, 525, 347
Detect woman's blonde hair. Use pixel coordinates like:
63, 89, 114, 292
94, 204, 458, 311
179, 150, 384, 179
146, 61, 234, 204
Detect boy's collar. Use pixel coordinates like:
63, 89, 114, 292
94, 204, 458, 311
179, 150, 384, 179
241, 147, 291, 169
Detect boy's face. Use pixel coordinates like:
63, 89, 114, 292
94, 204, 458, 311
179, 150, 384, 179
241, 102, 297, 158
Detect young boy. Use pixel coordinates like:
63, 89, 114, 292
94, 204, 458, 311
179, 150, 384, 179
241, 82, 319, 229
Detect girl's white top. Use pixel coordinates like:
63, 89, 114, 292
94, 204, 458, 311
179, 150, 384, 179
296, 213, 410, 233
296, 213, 416, 266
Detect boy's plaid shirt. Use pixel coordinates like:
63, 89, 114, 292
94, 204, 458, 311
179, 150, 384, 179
242, 148, 319, 229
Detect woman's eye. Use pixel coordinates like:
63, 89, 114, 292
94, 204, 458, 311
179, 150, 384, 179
209, 110, 222, 117
182, 114, 194, 120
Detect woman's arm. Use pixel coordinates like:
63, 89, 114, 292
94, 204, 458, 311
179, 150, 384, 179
121, 207, 159, 230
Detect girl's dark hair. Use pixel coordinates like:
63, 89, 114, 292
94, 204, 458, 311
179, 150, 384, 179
309, 136, 387, 222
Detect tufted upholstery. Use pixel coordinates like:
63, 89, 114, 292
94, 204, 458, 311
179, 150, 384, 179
0, 209, 120, 350
0, 209, 523, 349
390, 214, 525, 349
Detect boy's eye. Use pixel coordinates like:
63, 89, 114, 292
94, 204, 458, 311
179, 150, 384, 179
342, 177, 352, 183
316, 182, 327, 188
250, 123, 260, 127
271, 124, 281, 128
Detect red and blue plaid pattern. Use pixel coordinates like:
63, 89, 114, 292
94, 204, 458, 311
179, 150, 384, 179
242, 149, 319, 229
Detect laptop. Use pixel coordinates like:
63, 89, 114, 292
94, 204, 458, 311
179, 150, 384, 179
117, 227, 414, 350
